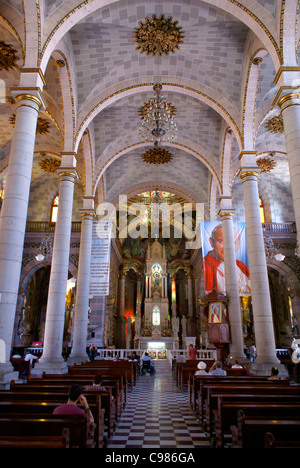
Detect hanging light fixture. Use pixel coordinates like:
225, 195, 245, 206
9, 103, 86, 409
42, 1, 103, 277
35, 233, 53, 262
139, 83, 178, 144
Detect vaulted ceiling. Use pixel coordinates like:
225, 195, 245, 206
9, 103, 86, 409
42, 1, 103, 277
0, 0, 295, 224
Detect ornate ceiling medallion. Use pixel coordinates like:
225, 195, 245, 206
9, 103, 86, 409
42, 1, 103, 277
265, 114, 284, 133
38, 154, 61, 173
256, 156, 277, 173
0, 41, 19, 71
9, 114, 51, 135
133, 14, 184, 56
141, 147, 173, 164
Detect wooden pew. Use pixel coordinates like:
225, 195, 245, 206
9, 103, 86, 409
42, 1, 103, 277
176, 360, 215, 390
214, 399, 300, 448
30, 373, 125, 419
69, 360, 136, 390
204, 383, 300, 437
67, 365, 129, 395
197, 379, 291, 426
10, 358, 30, 379
0, 414, 92, 448
264, 432, 300, 448
8, 381, 113, 443
190, 374, 272, 411
233, 410, 300, 448
0, 429, 70, 448
0, 397, 100, 446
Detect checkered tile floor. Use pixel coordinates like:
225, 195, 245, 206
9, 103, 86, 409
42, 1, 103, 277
106, 360, 211, 449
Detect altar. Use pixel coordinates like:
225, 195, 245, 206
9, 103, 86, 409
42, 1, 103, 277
134, 238, 180, 350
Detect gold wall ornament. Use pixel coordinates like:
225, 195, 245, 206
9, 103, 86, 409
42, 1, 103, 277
9, 114, 51, 134
39, 156, 61, 173
256, 156, 277, 173
0, 41, 19, 71
133, 14, 184, 56
265, 114, 284, 133
141, 147, 173, 164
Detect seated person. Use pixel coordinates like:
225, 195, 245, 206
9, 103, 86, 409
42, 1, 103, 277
141, 352, 155, 373
84, 375, 107, 392
130, 351, 140, 362
53, 384, 94, 425
209, 361, 227, 376
176, 352, 186, 363
231, 360, 243, 368
24, 350, 39, 365
195, 361, 208, 375
268, 366, 283, 380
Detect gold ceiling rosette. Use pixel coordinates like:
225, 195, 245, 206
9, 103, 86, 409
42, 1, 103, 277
0, 41, 19, 71
141, 146, 173, 165
265, 114, 284, 134
256, 155, 277, 173
133, 14, 184, 56
39, 152, 61, 173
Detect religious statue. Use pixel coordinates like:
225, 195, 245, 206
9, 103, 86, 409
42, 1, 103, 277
291, 337, 300, 364
135, 312, 141, 336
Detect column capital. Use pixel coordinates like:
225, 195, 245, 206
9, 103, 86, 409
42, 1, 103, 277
218, 209, 235, 219
58, 153, 78, 180
272, 66, 300, 106
10, 87, 46, 110
277, 92, 300, 111
57, 168, 78, 181
79, 209, 95, 220
238, 167, 261, 182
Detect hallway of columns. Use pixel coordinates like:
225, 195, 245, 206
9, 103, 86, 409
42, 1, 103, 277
106, 359, 211, 449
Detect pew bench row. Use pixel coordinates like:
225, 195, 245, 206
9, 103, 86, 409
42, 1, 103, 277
190, 375, 300, 448
0, 359, 139, 448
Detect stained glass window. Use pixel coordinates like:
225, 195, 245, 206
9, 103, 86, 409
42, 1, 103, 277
259, 198, 265, 223
51, 195, 59, 222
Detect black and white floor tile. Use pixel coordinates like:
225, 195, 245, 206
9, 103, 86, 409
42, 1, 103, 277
106, 359, 211, 449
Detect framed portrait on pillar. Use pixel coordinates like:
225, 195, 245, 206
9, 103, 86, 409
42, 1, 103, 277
209, 302, 222, 323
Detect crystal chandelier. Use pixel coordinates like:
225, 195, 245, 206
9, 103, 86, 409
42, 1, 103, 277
35, 233, 53, 262
145, 190, 169, 224
139, 84, 177, 144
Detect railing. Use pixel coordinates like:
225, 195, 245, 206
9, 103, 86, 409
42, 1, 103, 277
262, 222, 296, 234
26, 221, 82, 232
25, 221, 296, 235
167, 349, 217, 365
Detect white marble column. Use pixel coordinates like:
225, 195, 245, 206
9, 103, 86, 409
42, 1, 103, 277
37, 156, 77, 373
277, 92, 300, 246
238, 153, 281, 374
69, 204, 95, 364
0, 90, 44, 385
218, 202, 245, 361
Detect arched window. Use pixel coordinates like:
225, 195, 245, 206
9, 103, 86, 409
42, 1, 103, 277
51, 195, 59, 222
259, 198, 265, 223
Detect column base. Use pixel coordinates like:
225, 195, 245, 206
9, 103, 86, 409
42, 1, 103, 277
0, 363, 19, 389
34, 359, 68, 375
250, 360, 289, 378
